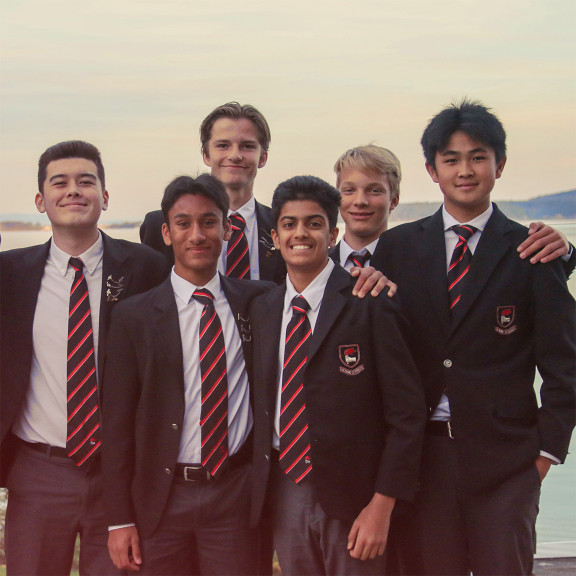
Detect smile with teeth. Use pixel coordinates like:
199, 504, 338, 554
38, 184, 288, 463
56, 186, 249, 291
291, 245, 311, 251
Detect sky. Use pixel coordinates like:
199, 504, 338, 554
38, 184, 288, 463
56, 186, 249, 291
1, 0, 574, 222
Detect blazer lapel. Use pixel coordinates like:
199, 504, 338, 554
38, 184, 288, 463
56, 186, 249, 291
418, 209, 451, 337
255, 201, 277, 279
450, 206, 511, 332
256, 285, 285, 411
307, 266, 349, 363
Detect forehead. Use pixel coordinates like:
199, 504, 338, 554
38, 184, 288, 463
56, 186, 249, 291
338, 167, 391, 188
45, 157, 99, 180
279, 199, 329, 221
168, 193, 224, 220
440, 131, 493, 154
210, 117, 261, 142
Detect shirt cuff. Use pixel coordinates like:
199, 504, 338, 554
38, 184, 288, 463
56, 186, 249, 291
539, 450, 561, 464
108, 523, 136, 531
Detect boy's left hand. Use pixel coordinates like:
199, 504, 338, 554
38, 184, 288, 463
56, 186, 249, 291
351, 266, 397, 298
347, 493, 396, 560
518, 222, 570, 264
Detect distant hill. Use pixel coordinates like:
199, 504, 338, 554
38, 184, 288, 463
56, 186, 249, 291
389, 190, 576, 222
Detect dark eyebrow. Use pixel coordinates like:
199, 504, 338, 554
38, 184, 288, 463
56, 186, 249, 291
440, 147, 488, 156
48, 173, 97, 183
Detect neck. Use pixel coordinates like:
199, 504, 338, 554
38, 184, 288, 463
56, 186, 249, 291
287, 259, 328, 294
173, 264, 218, 287
51, 226, 100, 257
227, 186, 253, 211
342, 232, 380, 251
444, 200, 490, 224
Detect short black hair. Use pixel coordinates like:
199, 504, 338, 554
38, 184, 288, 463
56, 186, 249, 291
38, 140, 105, 192
271, 175, 341, 229
161, 174, 230, 225
421, 99, 507, 168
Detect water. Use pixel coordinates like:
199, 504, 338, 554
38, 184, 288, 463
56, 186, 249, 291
1, 222, 575, 555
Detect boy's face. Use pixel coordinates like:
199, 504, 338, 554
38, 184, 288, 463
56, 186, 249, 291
272, 199, 338, 280
338, 167, 399, 246
426, 130, 506, 221
202, 117, 268, 192
35, 157, 109, 232
162, 193, 231, 285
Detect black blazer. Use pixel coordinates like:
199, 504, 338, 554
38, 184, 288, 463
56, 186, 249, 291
0, 233, 168, 483
250, 265, 426, 525
140, 202, 286, 284
101, 275, 274, 539
371, 205, 576, 495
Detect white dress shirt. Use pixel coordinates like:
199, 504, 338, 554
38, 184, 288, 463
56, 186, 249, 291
13, 234, 104, 447
218, 195, 261, 279
170, 269, 253, 463
272, 259, 335, 449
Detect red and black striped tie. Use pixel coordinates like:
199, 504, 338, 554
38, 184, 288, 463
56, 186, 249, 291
279, 295, 312, 484
66, 257, 101, 467
447, 225, 477, 310
226, 213, 251, 279
349, 249, 371, 268
193, 289, 229, 477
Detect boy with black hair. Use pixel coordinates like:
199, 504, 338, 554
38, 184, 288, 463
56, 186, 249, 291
371, 100, 576, 575
0, 141, 167, 575
102, 174, 276, 575
250, 175, 426, 576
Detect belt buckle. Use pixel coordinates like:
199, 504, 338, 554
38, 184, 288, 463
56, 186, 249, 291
183, 465, 211, 482
447, 421, 454, 439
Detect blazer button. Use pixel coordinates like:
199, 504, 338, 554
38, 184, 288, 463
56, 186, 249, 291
443, 359, 453, 368
164, 467, 172, 475
171, 423, 179, 430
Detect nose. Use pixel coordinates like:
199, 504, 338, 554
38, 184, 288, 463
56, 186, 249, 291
458, 160, 474, 178
353, 190, 369, 206
294, 221, 308, 238
228, 145, 242, 162
66, 182, 81, 196
188, 222, 206, 243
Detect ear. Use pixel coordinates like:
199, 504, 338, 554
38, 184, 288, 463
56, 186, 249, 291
161, 222, 172, 247
495, 156, 507, 179
35, 192, 46, 214
329, 227, 339, 248
425, 162, 440, 184
258, 151, 268, 169
223, 217, 232, 242
202, 150, 212, 168
389, 194, 400, 212
271, 228, 280, 251
102, 189, 109, 211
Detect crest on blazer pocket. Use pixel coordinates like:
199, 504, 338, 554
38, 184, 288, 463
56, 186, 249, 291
339, 344, 365, 375
495, 305, 517, 335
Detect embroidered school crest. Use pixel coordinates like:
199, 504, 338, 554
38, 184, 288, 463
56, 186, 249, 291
237, 313, 252, 342
495, 306, 517, 335
339, 345, 365, 375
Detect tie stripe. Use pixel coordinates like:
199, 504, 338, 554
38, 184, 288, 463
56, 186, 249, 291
226, 213, 251, 279
349, 249, 371, 269
194, 289, 229, 476
66, 257, 101, 467
279, 296, 313, 484
447, 225, 477, 310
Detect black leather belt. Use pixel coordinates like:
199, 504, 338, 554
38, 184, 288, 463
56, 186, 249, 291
19, 439, 70, 458
426, 420, 454, 439
175, 441, 250, 483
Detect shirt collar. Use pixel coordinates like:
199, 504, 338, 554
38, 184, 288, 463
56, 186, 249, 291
170, 268, 222, 305
50, 231, 104, 277
339, 237, 379, 266
442, 203, 493, 232
285, 259, 335, 315
228, 195, 256, 232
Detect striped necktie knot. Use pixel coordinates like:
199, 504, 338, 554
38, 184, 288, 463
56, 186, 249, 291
349, 249, 371, 268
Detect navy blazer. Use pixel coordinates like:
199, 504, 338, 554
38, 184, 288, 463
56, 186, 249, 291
0, 233, 168, 483
140, 202, 286, 284
371, 205, 576, 495
250, 265, 426, 525
101, 275, 274, 539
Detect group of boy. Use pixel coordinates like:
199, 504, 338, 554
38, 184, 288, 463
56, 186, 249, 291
1, 100, 574, 576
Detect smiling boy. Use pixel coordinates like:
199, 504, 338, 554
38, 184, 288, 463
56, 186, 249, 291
371, 100, 576, 575
0, 141, 167, 576
250, 175, 426, 576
